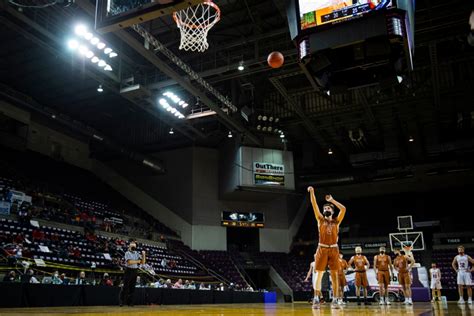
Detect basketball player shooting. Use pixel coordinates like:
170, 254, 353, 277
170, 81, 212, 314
307, 186, 346, 309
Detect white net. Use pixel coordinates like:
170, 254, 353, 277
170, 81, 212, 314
173, 1, 220, 52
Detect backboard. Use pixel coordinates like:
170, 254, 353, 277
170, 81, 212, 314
389, 231, 424, 252
95, 0, 204, 33
397, 215, 413, 230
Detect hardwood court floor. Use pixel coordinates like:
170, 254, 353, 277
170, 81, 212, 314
0, 302, 471, 316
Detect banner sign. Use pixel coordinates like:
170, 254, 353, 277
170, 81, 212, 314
253, 162, 285, 186
7, 190, 32, 204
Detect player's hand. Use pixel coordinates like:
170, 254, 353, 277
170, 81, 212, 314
307, 186, 314, 193
325, 194, 333, 202
142, 250, 146, 256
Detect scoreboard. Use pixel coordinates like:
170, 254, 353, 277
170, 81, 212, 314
221, 211, 264, 228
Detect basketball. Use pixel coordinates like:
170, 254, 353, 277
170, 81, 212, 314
267, 51, 284, 69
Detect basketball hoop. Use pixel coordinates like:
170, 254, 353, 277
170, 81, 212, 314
173, 0, 221, 52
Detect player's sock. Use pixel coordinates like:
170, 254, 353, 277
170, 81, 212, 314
357, 296, 361, 305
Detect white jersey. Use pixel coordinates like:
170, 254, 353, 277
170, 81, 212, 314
456, 255, 470, 272
430, 268, 440, 280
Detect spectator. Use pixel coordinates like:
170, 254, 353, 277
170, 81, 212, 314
161, 258, 168, 268
102, 273, 113, 286
28, 269, 40, 284
59, 273, 69, 285
165, 279, 172, 288
153, 278, 165, 288
169, 259, 177, 268
14, 233, 25, 244
52, 271, 62, 284
245, 284, 254, 292
217, 283, 225, 291
189, 281, 196, 290
3, 271, 17, 282
74, 271, 88, 285
199, 282, 210, 290
173, 278, 183, 289
135, 276, 143, 287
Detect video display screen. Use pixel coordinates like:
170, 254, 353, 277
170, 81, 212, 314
221, 211, 264, 228
299, 0, 392, 30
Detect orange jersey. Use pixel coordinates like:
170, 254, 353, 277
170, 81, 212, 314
338, 258, 348, 275
351, 255, 368, 272
318, 218, 339, 245
375, 254, 391, 271
394, 255, 409, 273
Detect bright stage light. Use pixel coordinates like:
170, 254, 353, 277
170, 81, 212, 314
109, 52, 117, 58
74, 24, 87, 36
67, 39, 79, 50
85, 51, 94, 59
104, 65, 112, 71
84, 32, 93, 40
90, 37, 100, 45
98, 60, 106, 67
91, 56, 99, 63
97, 42, 106, 50
78, 45, 88, 56
104, 47, 112, 54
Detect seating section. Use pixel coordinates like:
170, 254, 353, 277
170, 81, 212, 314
199, 250, 247, 287
0, 145, 178, 238
0, 217, 201, 276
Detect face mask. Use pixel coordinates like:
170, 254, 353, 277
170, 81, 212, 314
323, 211, 332, 217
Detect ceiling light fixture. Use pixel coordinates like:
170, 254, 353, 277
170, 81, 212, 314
237, 61, 245, 71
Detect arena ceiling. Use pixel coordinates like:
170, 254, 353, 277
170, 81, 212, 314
0, 0, 473, 181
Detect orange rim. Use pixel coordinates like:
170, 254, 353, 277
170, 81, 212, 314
173, 1, 221, 30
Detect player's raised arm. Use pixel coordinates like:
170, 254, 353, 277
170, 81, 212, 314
308, 186, 323, 222
326, 195, 346, 223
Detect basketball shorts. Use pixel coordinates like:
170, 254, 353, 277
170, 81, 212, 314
355, 271, 368, 287
457, 271, 473, 286
314, 247, 340, 271
338, 273, 347, 287
430, 279, 442, 290
377, 270, 390, 286
398, 271, 411, 287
